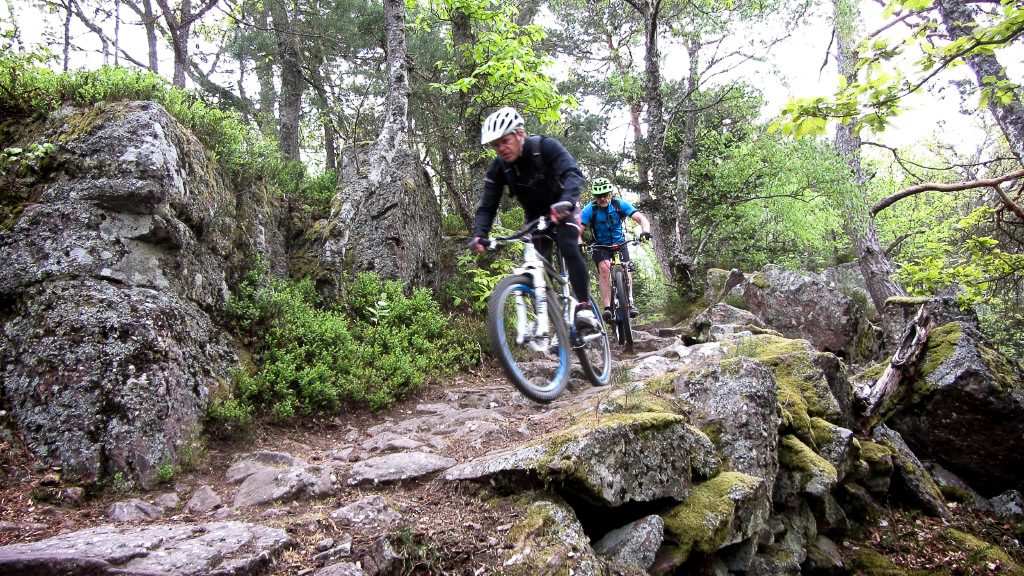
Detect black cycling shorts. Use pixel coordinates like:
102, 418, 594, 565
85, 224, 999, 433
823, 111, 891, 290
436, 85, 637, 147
591, 244, 630, 266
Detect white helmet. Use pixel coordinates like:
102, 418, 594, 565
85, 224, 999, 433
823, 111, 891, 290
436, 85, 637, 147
481, 106, 525, 145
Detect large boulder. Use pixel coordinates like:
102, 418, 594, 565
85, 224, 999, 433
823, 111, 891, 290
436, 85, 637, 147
317, 146, 442, 298
726, 265, 876, 362
445, 410, 721, 507
672, 357, 781, 490
0, 101, 283, 487
879, 296, 979, 356
885, 322, 1024, 497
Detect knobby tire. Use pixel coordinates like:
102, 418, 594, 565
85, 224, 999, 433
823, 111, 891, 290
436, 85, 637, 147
487, 275, 571, 403
613, 267, 633, 349
574, 296, 611, 386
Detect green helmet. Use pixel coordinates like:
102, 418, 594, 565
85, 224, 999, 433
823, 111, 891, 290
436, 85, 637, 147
591, 177, 613, 196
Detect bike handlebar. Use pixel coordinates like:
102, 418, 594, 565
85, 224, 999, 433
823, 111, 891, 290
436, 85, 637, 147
583, 237, 643, 254
485, 217, 552, 250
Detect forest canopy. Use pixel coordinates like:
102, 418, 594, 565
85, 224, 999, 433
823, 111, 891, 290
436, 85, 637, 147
1, 0, 1022, 360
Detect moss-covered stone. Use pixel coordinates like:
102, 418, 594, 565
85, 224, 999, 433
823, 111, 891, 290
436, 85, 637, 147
660, 471, 765, 564
860, 440, 892, 469
599, 386, 682, 416
917, 323, 963, 383
778, 434, 838, 496
53, 105, 107, 144
750, 272, 770, 289
846, 546, 945, 575
729, 334, 845, 443
503, 496, 601, 576
942, 529, 1024, 575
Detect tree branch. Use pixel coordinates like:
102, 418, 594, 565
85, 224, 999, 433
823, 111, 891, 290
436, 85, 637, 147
871, 168, 1024, 215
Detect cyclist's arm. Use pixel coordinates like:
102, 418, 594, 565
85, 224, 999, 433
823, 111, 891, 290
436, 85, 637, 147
541, 137, 585, 206
631, 211, 652, 235
472, 163, 506, 238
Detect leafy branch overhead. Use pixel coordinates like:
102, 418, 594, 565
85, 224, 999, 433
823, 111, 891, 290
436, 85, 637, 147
413, 0, 576, 122
775, 0, 1024, 137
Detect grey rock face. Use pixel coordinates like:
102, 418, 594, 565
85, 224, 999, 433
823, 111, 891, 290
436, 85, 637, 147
887, 322, 1024, 497
729, 264, 875, 361
330, 495, 401, 527
991, 490, 1024, 518
0, 101, 286, 488
593, 515, 664, 571
106, 498, 163, 522
445, 413, 720, 507
227, 452, 338, 507
348, 451, 456, 485
674, 358, 781, 491
0, 521, 293, 575
185, 485, 222, 513
872, 425, 949, 518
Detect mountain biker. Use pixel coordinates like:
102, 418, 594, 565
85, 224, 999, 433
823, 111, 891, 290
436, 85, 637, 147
468, 106, 600, 331
579, 177, 652, 321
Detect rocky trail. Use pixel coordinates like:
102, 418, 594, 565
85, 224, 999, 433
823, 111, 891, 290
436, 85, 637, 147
0, 326, 685, 575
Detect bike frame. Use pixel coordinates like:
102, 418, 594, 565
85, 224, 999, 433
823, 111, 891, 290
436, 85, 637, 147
493, 219, 605, 348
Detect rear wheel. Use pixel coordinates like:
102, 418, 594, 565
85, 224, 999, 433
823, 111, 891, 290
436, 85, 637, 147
487, 275, 571, 403
574, 297, 612, 386
613, 267, 633, 349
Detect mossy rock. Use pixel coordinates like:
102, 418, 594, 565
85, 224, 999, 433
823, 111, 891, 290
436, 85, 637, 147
777, 434, 838, 498
598, 386, 684, 416
846, 547, 948, 575
660, 471, 767, 566
942, 529, 1024, 576
503, 495, 602, 576
733, 334, 847, 442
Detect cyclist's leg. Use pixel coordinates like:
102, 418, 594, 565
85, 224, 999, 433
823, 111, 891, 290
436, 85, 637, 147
591, 249, 613, 310
554, 219, 589, 304
620, 245, 639, 315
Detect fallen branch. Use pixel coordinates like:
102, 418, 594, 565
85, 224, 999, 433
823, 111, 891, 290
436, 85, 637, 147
857, 304, 935, 432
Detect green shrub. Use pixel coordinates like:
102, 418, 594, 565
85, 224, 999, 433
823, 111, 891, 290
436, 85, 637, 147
441, 213, 465, 236
0, 57, 284, 188
299, 169, 338, 213
223, 264, 479, 418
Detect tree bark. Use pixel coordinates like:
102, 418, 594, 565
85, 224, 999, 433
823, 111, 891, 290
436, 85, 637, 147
120, 0, 161, 71
268, 0, 304, 163
155, 0, 219, 88
834, 0, 906, 311
936, 0, 1024, 164
377, 0, 409, 155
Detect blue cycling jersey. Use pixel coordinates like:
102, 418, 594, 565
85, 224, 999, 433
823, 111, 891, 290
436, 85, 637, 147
580, 198, 637, 245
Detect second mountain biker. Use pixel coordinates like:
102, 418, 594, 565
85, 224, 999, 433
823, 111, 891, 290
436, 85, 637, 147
579, 177, 652, 321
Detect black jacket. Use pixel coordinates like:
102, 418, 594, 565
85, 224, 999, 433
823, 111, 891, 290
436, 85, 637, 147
472, 135, 584, 238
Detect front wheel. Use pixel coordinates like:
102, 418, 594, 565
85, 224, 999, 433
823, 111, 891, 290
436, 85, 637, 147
487, 275, 571, 403
612, 267, 634, 350
574, 297, 612, 386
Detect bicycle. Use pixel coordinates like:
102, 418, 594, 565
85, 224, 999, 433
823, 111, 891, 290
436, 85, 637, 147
482, 217, 612, 403
586, 239, 642, 351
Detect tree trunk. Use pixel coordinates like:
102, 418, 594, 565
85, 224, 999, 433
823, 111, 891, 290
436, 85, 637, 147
142, 0, 158, 72
155, 0, 219, 88
834, 0, 906, 311
119, 0, 160, 71
63, 0, 72, 72
936, 0, 1024, 164
378, 0, 409, 154
450, 9, 486, 230
268, 0, 304, 163
319, 0, 442, 295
